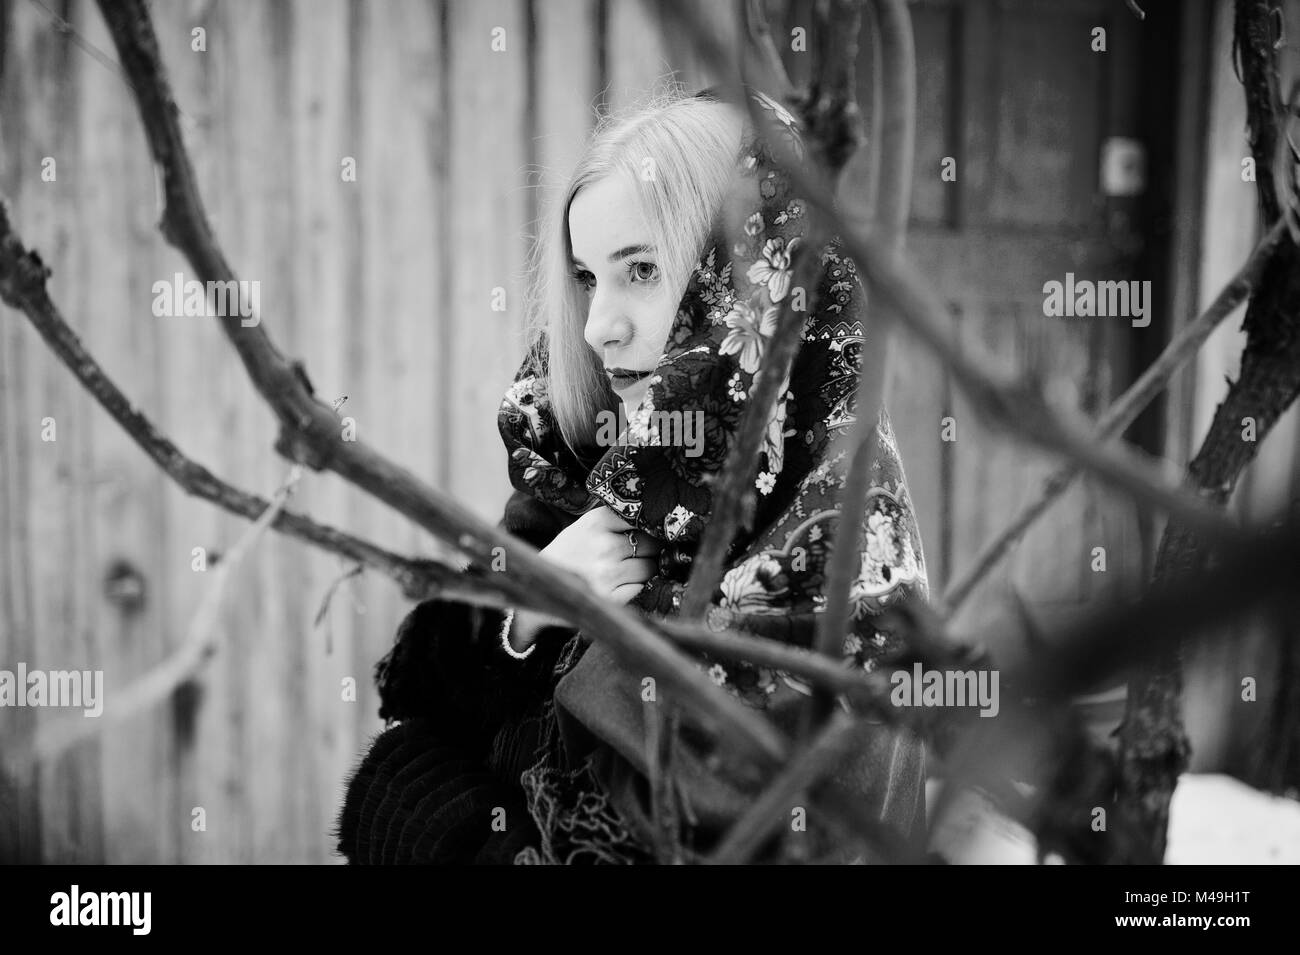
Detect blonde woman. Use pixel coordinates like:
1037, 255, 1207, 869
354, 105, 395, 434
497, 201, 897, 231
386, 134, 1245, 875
336, 87, 930, 865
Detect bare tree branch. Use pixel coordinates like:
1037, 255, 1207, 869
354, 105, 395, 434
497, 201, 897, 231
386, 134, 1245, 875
810, 0, 912, 735
679, 0, 864, 620
0, 201, 473, 601
708, 711, 863, 863
820, 208, 1249, 545
89, 0, 789, 766
660, 0, 1250, 567
741, 0, 794, 99
660, 617, 887, 699
679, 259, 819, 619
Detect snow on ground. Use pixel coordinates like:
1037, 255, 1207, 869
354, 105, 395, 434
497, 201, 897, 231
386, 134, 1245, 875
1164, 773, 1300, 864
926, 773, 1300, 864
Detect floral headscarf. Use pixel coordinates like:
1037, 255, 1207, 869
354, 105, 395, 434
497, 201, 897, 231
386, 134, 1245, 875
496, 89, 930, 862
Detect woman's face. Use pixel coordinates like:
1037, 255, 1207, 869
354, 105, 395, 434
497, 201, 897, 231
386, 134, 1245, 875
568, 174, 677, 412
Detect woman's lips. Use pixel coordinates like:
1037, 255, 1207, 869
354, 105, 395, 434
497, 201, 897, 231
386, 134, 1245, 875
606, 368, 652, 391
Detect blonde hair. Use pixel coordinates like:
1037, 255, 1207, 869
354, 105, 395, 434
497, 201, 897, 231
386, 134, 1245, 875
524, 86, 746, 460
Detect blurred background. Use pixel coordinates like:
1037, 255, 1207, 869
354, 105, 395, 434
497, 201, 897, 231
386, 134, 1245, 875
0, 0, 1293, 862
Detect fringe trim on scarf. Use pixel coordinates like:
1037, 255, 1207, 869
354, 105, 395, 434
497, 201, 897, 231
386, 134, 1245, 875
513, 634, 655, 865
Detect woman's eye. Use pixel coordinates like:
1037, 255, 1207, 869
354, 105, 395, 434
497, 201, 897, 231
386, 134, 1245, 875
629, 261, 660, 283
572, 269, 595, 291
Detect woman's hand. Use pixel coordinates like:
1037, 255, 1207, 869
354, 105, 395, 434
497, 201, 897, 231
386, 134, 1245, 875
505, 506, 661, 656
539, 504, 662, 605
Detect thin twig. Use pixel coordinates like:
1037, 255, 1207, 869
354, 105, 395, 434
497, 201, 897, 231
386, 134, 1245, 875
314, 562, 365, 656
24, 0, 139, 95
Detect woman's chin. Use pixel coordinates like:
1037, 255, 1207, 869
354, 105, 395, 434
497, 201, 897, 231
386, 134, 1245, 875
618, 381, 652, 411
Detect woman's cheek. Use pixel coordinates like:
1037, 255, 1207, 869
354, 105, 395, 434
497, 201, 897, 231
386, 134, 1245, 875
643, 295, 678, 357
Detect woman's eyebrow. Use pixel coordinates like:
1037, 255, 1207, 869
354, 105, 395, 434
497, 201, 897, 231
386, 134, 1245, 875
570, 244, 656, 270
607, 243, 655, 262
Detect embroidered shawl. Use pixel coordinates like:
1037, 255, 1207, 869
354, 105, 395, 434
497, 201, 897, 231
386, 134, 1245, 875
495, 89, 931, 864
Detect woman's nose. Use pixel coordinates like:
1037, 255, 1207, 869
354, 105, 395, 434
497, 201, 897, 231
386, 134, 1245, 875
583, 290, 630, 354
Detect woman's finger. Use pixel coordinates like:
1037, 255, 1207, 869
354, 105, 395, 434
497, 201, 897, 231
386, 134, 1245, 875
610, 525, 658, 547
611, 580, 655, 605
617, 532, 661, 560
589, 507, 662, 546
617, 557, 659, 584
